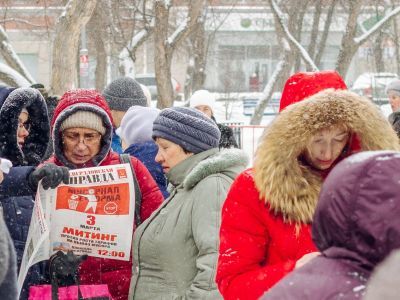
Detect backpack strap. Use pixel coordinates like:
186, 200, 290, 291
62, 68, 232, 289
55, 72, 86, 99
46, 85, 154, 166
120, 154, 142, 227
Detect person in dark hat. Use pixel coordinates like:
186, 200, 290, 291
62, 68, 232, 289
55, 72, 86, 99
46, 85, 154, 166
128, 107, 248, 299
386, 79, 400, 137
102, 77, 148, 153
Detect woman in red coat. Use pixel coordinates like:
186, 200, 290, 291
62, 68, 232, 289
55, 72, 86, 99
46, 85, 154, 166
215, 71, 400, 300
48, 89, 163, 300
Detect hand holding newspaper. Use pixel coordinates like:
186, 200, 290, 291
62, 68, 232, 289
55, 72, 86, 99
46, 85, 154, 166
18, 163, 135, 295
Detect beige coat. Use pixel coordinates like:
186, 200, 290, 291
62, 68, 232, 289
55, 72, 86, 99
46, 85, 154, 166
129, 148, 248, 299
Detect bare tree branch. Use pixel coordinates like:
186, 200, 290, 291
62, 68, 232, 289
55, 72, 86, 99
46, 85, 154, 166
269, 0, 318, 71
0, 18, 42, 27
168, 0, 206, 49
308, 0, 321, 60
0, 62, 31, 87
314, 0, 337, 67
250, 59, 287, 125
0, 25, 34, 84
354, 6, 400, 45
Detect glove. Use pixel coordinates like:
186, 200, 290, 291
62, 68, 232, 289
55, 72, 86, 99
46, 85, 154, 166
49, 251, 88, 286
29, 163, 69, 190
0, 158, 12, 174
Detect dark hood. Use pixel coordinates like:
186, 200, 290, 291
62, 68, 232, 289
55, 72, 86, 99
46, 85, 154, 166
313, 151, 400, 270
0, 87, 49, 166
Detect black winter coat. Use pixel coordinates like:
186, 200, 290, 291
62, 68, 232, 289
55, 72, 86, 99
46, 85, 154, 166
0, 87, 50, 299
211, 116, 239, 149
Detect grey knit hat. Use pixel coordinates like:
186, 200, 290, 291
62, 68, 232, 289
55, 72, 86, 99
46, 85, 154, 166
386, 79, 400, 95
102, 77, 147, 111
152, 107, 221, 154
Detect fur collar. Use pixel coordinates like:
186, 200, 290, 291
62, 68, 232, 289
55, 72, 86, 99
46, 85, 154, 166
254, 89, 400, 224
183, 149, 249, 189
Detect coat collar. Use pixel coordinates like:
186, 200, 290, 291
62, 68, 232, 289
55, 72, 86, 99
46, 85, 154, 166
167, 148, 249, 189
167, 148, 218, 187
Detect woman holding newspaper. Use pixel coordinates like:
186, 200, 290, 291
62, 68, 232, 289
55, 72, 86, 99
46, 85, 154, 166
43, 89, 163, 300
128, 107, 249, 299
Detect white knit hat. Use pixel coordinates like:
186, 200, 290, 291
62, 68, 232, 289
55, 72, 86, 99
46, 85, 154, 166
189, 90, 216, 112
60, 111, 106, 135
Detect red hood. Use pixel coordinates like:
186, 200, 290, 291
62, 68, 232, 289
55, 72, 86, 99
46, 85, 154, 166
51, 89, 113, 128
279, 70, 347, 112
51, 89, 114, 169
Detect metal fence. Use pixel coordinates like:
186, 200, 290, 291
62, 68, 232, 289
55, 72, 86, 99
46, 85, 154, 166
221, 122, 269, 165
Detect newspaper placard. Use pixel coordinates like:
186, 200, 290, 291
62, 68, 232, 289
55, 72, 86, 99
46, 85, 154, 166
18, 163, 135, 295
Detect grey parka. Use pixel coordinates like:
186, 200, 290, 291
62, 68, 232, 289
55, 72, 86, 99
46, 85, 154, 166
129, 148, 248, 299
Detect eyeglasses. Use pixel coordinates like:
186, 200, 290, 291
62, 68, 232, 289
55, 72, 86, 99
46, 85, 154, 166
62, 132, 101, 146
18, 121, 31, 132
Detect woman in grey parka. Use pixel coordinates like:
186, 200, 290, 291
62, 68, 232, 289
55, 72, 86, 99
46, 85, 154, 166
129, 107, 248, 299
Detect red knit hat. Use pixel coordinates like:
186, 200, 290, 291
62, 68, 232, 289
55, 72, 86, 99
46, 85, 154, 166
279, 70, 347, 112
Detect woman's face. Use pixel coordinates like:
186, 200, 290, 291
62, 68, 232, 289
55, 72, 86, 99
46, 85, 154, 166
17, 111, 30, 148
195, 105, 213, 118
62, 127, 102, 165
304, 126, 350, 170
155, 137, 193, 173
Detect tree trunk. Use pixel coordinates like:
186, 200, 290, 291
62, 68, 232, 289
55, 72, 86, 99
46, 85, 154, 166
88, 4, 107, 91
154, 2, 174, 108
393, 16, 400, 75
293, 1, 309, 72
184, 17, 207, 99
50, 0, 98, 95
0, 62, 31, 87
250, 7, 296, 125
335, 1, 363, 77
315, 0, 337, 67
307, 0, 321, 62
373, 32, 384, 72
154, 0, 206, 108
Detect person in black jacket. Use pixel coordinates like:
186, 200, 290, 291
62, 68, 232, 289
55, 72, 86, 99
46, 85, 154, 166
189, 90, 239, 149
0, 86, 69, 299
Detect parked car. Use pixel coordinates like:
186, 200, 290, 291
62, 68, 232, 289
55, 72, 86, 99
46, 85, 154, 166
351, 72, 399, 105
134, 73, 181, 101
242, 92, 281, 116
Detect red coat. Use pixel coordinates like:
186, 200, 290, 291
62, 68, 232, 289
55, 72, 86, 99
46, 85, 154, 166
216, 169, 317, 300
48, 89, 164, 300
48, 152, 163, 300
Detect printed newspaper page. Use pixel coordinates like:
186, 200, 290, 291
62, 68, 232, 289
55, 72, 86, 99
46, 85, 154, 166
18, 163, 135, 295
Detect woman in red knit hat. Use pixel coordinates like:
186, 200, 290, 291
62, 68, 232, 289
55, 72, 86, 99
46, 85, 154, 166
215, 70, 400, 300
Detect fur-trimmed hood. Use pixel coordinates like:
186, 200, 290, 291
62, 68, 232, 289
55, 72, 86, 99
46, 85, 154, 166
254, 89, 400, 224
0, 87, 49, 166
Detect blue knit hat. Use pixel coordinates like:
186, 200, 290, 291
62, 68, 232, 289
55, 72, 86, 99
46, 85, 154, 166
152, 107, 221, 154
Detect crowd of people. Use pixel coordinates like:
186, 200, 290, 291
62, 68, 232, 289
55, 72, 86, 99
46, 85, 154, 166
0, 70, 399, 300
